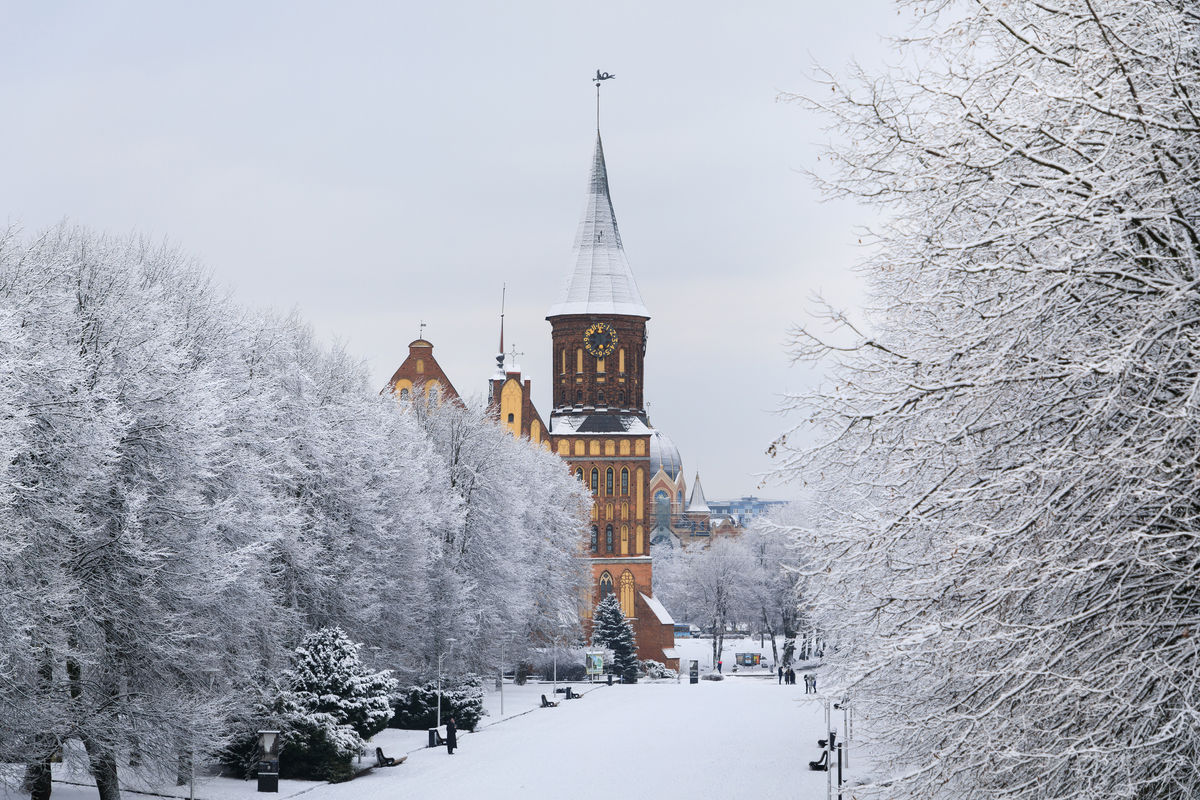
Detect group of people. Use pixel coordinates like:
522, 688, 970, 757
777, 666, 818, 693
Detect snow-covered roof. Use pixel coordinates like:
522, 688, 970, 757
640, 592, 675, 626
547, 133, 650, 319
686, 473, 710, 513
661, 647, 680, 660
549, 412, 653, 436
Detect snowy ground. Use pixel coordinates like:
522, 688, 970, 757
6, 638, 846, 800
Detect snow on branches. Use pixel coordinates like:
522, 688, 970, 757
779, 2, 1200, 799
0, 224, 589, 797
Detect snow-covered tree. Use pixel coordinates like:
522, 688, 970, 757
778, 2, 1200, 798
0, 224, 591, 799
281, 627, 395, 741
591, 594, 638, 682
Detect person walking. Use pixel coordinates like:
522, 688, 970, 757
778, 666, 784, 685
788, 667, 795, 685
811, 674, 818, 694
716, 660, 722, 674
445, 716, 458, 755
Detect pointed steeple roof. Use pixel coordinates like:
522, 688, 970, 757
686, 472, 710, 514
547, 133, 649, 319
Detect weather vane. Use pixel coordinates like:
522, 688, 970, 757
419, 320, 427, 339
594, 69, 616, 130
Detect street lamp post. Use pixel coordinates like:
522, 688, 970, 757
436, 637, 457, 731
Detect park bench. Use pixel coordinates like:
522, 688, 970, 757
375, 747, 406, 767
541, 694, 559, 708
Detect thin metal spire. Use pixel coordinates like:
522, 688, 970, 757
594, 69, 615, 131
496, 284, 506, 374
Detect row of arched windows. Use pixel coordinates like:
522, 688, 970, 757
575, 466, 632, 497
590, 524, 637, 555
568, 389, 628, 406
561, 348, 634, 375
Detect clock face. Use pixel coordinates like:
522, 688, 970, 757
583, 322, 618, 358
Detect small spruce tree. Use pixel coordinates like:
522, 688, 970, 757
285, 627, 396, 740
592, 595, 639, 683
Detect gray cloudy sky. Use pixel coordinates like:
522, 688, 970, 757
1, 1, 902, 501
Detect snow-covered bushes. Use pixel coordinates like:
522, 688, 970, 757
389, 674, 485, 732
639, 660, 677, 681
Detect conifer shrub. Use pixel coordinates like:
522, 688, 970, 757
221, 628, 394, 782
389, 673, 484, 732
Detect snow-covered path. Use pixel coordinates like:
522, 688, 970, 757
323, 677, 831, 800
5, 674, 839, 800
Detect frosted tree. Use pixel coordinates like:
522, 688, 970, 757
778, 2, 1200, 798
281, 627, 395, 740
591, 594, 638, 682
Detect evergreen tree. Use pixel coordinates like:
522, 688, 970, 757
283, 627, 396, 741
591, 595, 638, 683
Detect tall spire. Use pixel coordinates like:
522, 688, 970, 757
687, 472, 710, 514
547, 133, 650, 319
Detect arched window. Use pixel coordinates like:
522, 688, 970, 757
590, 526, 598, 552
507, 413, 515, 423
606, 468, 614, 495
619, 570, 635, 618
619, 390, 626, 405
621, 468, 629, 495
576, 389, 583, 404
575, 467, 584, 482
598, 390, 606, 406
591, 468, 599, 494
605, 524, 614, 552
599, 571, 614, 599
620, 524, 629, 555
399, 387, 409, 400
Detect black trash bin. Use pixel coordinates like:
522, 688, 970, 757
428, 728, 439, 748
607, 673, 613, 686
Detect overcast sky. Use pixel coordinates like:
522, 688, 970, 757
0, 1, 906, 501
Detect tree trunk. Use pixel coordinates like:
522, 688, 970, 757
83, 737, 121, 800
23, 647, 55, 800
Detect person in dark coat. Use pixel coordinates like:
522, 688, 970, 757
446, 717, 458, 755
778, 666, 784, 685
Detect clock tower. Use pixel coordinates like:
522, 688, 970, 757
546, 132, 677, 669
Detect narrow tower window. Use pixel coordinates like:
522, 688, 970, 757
606, 468, 614, 495
591, 468, 599, 494
599, 571, 613, 598
590, 526, 598, 552
605, 524, 614, 552
576, 348, 583, 373
621, 468, 629, 495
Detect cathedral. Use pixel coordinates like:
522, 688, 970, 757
387, 129, 688, 670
